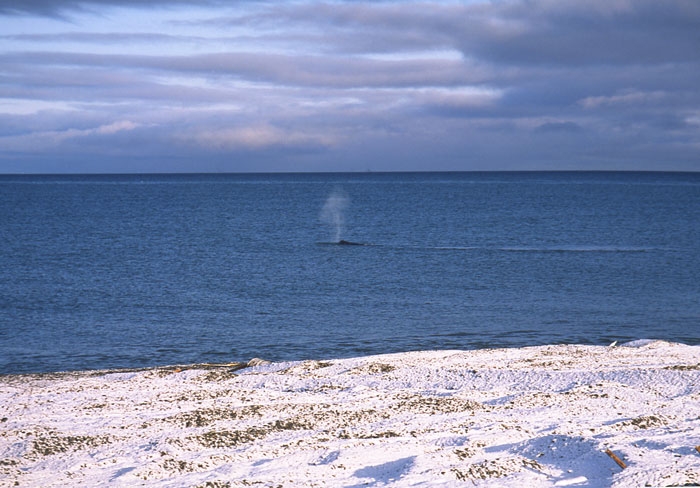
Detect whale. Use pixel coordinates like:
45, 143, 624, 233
338, 239, 363, 246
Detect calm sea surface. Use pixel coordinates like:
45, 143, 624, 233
1, 172, 699, 374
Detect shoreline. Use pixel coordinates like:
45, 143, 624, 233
1, 341, 699, 486
3, 338, 696, 378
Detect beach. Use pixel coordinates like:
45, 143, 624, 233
1, 340, 699, 487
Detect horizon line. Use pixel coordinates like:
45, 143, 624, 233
2, 169, 699, 177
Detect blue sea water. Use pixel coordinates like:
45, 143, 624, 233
1, 172, 699, 374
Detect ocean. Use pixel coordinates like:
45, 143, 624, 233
1, 172, 699, 374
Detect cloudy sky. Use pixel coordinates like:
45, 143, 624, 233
1, 0, 699, 173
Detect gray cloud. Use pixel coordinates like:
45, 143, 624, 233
455, 1, 700, 66
534, 122, 583, 134
211, 1, 700, 64
0, 0, 698, 172
1, 50, 481, 89
0, 0, 221, 17
1, 32, 205, 44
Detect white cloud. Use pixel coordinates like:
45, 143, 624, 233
95, 120, 139, 134
579, 91, 667, 109
0, 120, 141, 151
0, 98, 78, 115
178, 125, 339, 151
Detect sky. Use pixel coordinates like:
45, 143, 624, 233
1, 0, 699, 173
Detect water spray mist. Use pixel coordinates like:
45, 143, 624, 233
321, 190, 349, 243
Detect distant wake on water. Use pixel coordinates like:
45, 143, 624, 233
434, 245, 661, 253
317, 241, 662, 253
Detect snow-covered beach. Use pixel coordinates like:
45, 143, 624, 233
1, 341, 699, 487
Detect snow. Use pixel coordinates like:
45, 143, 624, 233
1, 341, 699, 487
